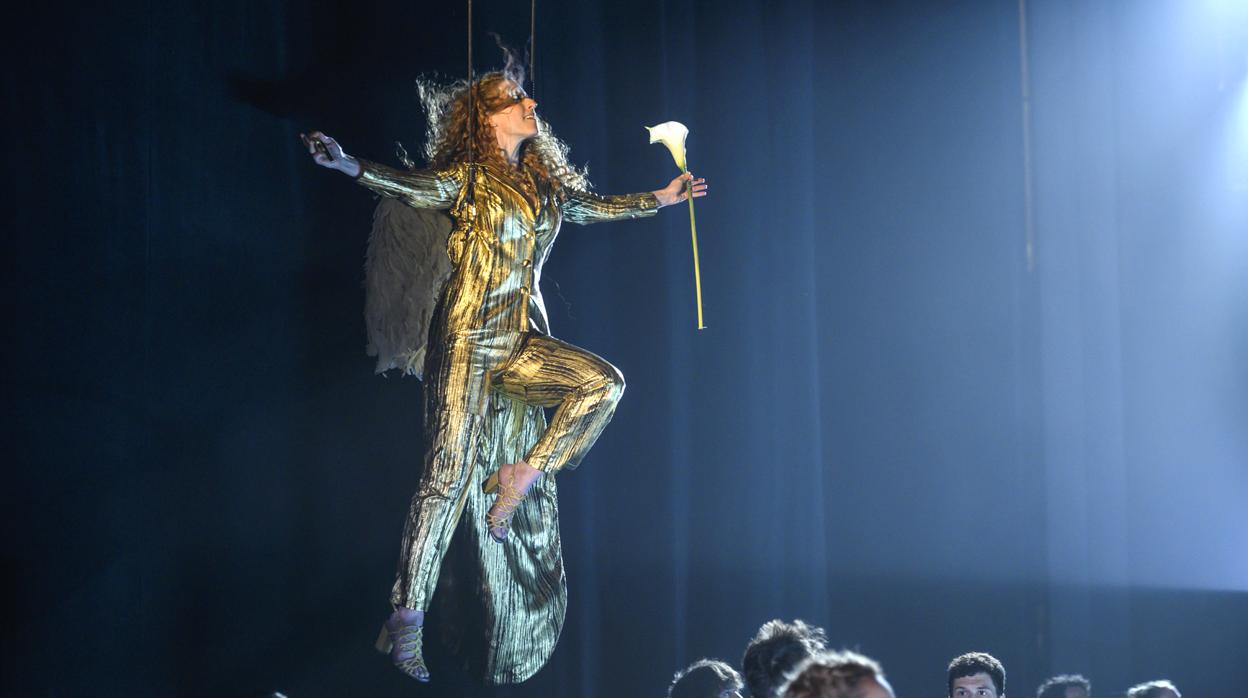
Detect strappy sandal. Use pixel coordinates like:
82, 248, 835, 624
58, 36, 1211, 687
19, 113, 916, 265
482, 464, 539, 542
375, 609, 430, 682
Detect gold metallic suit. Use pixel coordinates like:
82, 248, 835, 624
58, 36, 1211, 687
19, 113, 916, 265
356, 159, 658, 682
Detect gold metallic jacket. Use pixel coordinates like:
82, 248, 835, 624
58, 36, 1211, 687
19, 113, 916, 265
357, 160, 659, 338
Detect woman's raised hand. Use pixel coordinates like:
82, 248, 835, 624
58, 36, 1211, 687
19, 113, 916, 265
300, 131, 361, 178
653, 172, 708, 208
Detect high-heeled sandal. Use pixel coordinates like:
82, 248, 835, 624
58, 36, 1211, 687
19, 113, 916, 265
482, 466, 534, 542
375, 608, 430, 682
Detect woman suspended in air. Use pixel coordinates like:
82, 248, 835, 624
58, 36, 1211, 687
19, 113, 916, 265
301, 50, 706, 684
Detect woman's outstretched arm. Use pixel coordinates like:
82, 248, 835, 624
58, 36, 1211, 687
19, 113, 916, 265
560, 172, 708, 225
302, 131, 464, 210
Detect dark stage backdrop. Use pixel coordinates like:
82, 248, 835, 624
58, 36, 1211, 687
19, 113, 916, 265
5, 1, 1246, 697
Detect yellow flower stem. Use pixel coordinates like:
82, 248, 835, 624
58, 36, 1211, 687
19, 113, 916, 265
684, 167, 705, 329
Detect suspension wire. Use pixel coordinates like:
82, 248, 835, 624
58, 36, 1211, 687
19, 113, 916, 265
529, 0, 536, 96
466, 0, 476, 203
464, 0, 536, 202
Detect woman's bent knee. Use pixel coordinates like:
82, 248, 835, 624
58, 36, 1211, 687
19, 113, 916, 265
594, 364, 626, 405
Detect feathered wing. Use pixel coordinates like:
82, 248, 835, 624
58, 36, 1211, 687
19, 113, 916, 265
364, 197, 455, 378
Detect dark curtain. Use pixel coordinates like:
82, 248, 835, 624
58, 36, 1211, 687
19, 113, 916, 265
5, 1, 1245, 697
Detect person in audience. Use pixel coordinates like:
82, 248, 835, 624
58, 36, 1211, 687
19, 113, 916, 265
742, 619, 829, 698
668, 658, 745, 698
1126, 680, 1180, 698
781, 650, 894, 698
948, 651, 1007, 698
1037, 674, 1090, 698
1038, 674, 1088, 694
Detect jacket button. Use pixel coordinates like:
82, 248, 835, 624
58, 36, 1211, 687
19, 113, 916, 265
522, 259, 532, 267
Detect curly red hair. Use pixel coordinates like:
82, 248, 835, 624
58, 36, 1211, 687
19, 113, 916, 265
416, 51, 589, 199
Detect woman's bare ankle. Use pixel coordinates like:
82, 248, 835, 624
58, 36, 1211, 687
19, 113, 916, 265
391, 607, 424, 626
512, 460, 542, 484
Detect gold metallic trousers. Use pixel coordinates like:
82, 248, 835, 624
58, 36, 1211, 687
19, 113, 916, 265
392, 329, 625, 611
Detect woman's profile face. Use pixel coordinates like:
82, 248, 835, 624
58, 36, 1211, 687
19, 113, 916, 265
488, 80, 539, 142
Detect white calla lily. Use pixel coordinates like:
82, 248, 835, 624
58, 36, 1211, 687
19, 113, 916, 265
646, 121, 689, 171
645, 119, 705, 329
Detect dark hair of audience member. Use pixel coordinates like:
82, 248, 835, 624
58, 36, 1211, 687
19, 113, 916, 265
1125, 680, 1181, 698
668, 658, 745, 698
1037, 674, 1090, 698
742, 619, 829, 698
947, 652, 1006, 697
781, 650, 890, 698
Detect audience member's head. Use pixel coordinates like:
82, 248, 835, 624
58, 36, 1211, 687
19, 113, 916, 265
948, 652, 1007, 698
781, 650, 894, 698
668, 658, 745, 698
743, 619, 829, 698
1125, 680, 1181, 698
1036, 674, 1090, 698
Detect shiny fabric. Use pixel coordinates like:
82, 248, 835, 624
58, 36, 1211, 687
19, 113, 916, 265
356, 159, 657, 683
358, 161, 658, 337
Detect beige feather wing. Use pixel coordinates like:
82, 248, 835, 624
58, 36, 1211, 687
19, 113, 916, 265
363, 197, 454, 378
